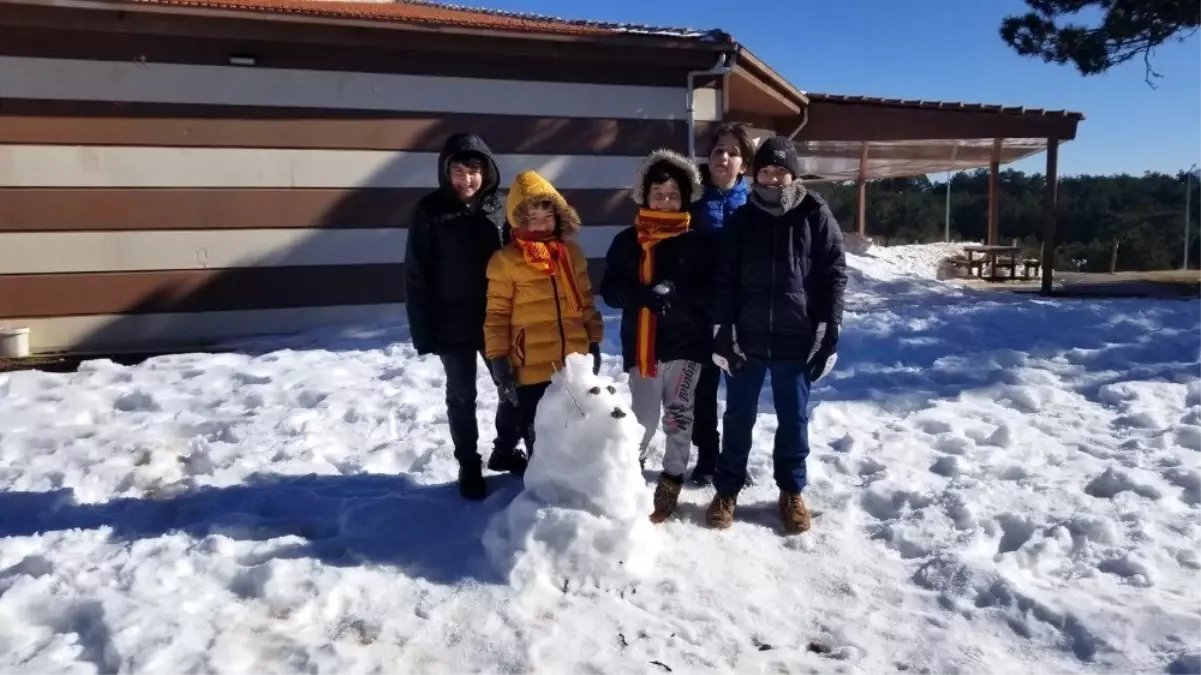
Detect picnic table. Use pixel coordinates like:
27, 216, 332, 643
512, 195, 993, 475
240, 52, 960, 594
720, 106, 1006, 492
951, 244, 1041, 281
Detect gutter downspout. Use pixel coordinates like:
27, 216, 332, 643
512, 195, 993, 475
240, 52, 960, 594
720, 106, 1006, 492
786, 104, 810, 139
687, 52, 736, 161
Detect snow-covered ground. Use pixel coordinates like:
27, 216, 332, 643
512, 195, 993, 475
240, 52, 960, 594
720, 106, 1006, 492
1, 244, 1199, 674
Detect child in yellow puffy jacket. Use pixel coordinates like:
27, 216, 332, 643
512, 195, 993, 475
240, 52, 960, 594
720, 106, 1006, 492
483, 170, 604, 474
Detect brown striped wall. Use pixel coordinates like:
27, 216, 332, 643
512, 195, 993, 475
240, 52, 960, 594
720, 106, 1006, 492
0, 24, 723, 355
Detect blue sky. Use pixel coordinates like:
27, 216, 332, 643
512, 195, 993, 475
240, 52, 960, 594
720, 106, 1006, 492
478, 0, 1199, 177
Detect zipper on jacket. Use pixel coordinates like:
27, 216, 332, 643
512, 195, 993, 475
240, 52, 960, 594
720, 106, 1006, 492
550, 275, 568, 363
768, 222, 778, 360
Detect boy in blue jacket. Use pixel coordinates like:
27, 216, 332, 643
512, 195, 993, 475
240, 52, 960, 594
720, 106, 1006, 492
688, 122, 755, 486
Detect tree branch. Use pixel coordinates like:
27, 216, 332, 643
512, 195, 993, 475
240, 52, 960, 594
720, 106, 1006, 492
999, 0, 1200, 85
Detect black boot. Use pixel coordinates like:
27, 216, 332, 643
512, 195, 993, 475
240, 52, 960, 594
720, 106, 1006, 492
691, 444, 718, 485
458, 463, 487, 501
487, 448, 529, 476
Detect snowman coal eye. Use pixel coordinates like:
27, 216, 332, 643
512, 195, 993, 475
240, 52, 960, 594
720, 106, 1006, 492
606, 386, 617, 395
588, 386, 601, 395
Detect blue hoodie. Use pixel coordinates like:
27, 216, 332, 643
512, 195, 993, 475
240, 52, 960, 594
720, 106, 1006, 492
690, 163, 750, 235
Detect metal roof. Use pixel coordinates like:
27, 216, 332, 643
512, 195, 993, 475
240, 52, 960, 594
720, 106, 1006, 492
113, 0, 729, 40
805, 93, 1085, 120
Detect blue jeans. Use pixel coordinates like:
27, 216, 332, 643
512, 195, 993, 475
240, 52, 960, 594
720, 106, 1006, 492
713, 359, 812, 496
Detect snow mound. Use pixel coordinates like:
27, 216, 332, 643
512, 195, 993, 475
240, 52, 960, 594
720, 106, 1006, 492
852, 241, 977, 281
483, 354, 658, 591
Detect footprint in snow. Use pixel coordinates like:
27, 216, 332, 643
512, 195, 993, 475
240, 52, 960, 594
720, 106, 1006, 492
1084, 467, 1162, 500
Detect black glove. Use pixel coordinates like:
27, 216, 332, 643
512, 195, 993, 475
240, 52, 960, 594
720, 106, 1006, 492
588, 342, 602, 375
488, 357, 519, 405
712, 324, 745, 375
633, 281, 674, 316
806, 322, 840, 383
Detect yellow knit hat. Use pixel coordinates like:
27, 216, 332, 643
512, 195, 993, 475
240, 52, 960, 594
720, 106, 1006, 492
505, 170, 581, 235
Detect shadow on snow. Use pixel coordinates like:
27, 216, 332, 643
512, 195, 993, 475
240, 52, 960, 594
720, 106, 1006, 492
0, 472, 523, 586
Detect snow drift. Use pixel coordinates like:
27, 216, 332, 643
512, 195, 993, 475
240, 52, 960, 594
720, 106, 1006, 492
483, 354, 658, 591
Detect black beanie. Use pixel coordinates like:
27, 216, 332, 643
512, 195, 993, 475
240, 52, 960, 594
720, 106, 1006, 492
753, 136, 803, 179
641, 159, 694, 206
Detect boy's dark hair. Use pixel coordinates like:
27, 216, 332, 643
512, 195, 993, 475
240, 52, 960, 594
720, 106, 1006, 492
644, 164, 694, 206
705, 122, 756, 162
447, 151, 486, 169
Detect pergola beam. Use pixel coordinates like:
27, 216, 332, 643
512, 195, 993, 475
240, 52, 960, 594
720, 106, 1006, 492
799, 98, 1079, 142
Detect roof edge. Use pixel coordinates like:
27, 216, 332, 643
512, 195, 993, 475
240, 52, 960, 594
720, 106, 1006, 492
806, 92, 1085, 121
0, 0, 736, 49
733, 45, 809, 108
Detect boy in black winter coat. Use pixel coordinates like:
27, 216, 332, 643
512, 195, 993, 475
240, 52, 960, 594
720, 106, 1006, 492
600, 149, 711, 523
706, 135, 848, 535
404, 133, 525, 502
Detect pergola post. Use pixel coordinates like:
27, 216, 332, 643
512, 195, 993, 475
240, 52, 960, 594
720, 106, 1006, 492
857, 181, 867, 235
987, 137, 1003, 245
1040, 138, 1060, 296
857, 142, 869, 236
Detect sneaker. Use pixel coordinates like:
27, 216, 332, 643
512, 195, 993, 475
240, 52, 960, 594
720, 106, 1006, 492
649, 473, 684, 524
458, 464, 487, 501
706, 493, 737, 529
488, 448, 529, 476
778, 492, 811, 534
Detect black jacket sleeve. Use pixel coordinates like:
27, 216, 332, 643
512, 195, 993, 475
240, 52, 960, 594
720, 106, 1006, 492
404, 205, 438, 355
810, 204, 848, 325
710, 212, 741, 327
599, 228, 636, 310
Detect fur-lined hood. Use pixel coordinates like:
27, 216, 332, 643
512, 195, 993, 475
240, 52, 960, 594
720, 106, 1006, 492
505, 170, 582, 238
631, 149, 704, 206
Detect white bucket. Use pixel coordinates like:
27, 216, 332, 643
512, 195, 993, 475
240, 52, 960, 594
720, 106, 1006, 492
0, 327, 31, 358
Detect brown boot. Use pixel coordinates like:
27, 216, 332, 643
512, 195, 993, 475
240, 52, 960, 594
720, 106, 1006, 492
706, 493, 737, 529
649, 473, 683, 523
778, 492, 811, 534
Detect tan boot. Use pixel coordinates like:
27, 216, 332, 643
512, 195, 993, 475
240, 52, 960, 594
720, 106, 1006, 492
778, 492, 811, 534
706, 493, 737, 529
649, 474, 683, 524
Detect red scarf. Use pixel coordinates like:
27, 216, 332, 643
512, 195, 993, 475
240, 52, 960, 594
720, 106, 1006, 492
633, 208, 691, 377
512, 228, 583, 313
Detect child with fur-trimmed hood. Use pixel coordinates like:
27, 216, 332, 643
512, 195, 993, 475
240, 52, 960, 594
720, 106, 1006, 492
483, 170, 604, 478
599, 149, 713, 524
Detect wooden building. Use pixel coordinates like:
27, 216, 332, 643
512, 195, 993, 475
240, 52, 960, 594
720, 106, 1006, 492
0, 0, 1082, 357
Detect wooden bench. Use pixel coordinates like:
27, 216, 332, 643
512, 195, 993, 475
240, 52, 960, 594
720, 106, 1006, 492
1022, 258, 1042, 278
991, 255, 1019, 280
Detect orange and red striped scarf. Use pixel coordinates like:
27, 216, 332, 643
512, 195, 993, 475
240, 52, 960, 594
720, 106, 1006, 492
634, 208, 691, 377
513, 228, 584, 313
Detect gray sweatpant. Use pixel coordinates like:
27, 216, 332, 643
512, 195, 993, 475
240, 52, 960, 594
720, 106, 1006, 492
629, 359, 703, 476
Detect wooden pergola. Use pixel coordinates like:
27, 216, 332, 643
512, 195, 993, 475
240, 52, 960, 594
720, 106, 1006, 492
727, 88, 1083, 295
